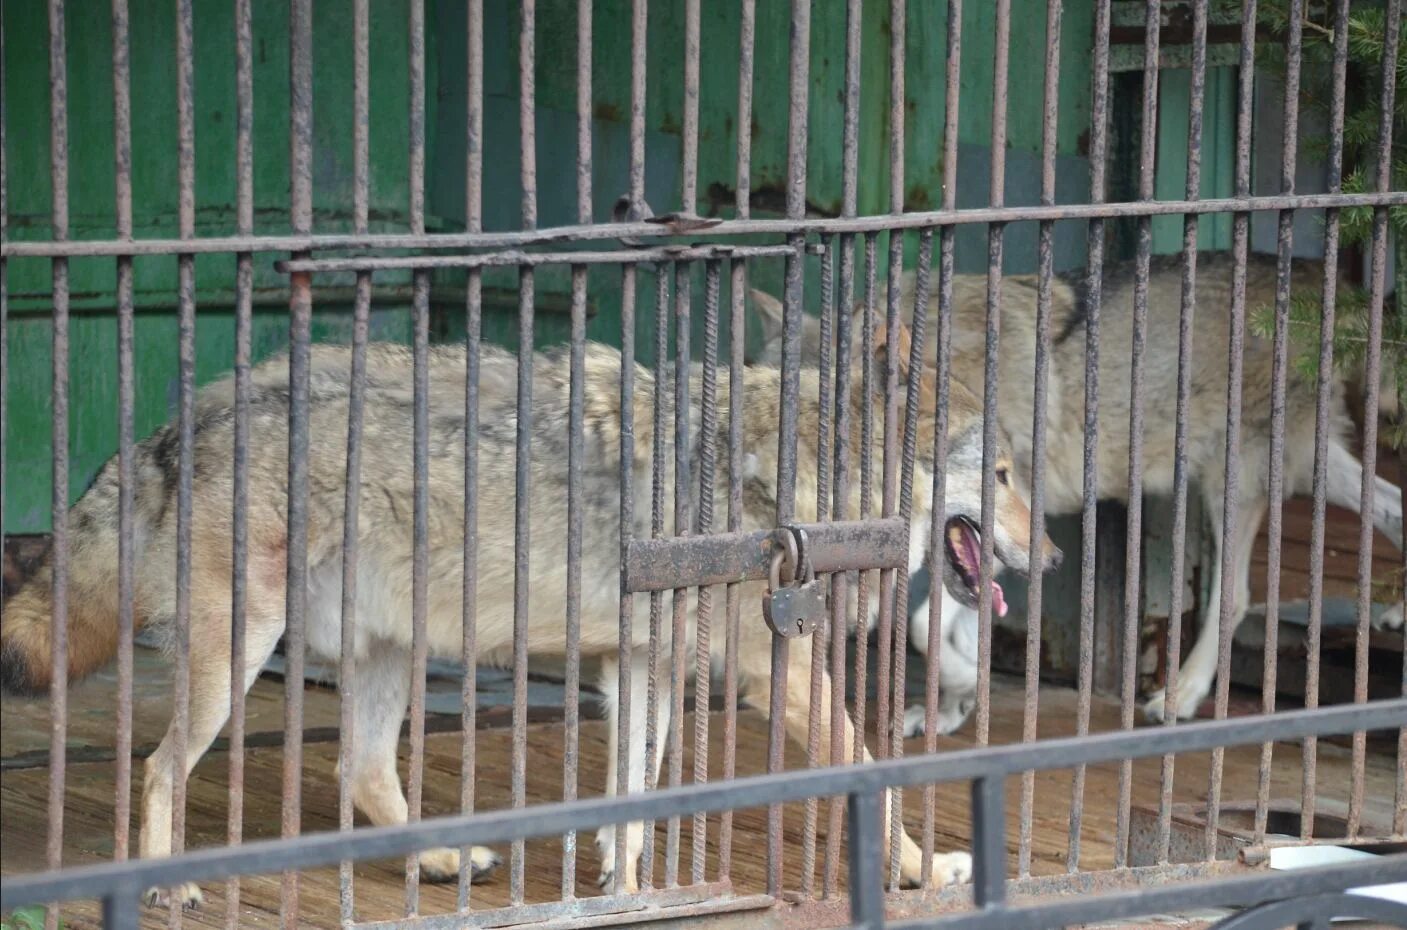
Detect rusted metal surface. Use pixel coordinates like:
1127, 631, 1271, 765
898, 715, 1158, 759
623, 518, 912, 594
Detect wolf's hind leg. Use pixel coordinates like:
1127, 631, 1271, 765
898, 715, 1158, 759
141, 595, 284, 909
342, 643, 500, 884
596, 645, 671, 893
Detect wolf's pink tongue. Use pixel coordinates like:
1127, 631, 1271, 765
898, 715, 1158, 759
992, 581, 1007, 617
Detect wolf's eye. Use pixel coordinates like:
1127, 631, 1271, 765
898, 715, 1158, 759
996, 467, 1010, 486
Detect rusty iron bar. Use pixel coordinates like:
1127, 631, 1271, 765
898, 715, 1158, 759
1067, 0, 1111, 872
336, 0, 370, 922
168, 5, 197, 930
1347, 0, 1401, 838
508, 0, 537, 905
560, 0, 592, 899
824, 0, 862, 896
692, 259, 721, 887
459, 0, 485, 910
878, 0, 908, 892
277, 244, 802, 274
613, 258, 639, 897
642, 265, 671, 892
13, 193, 1407, 262
1113, 0, 1161, 872
922, 0, 964, 883
225, 0, 254, 925
282, 0, 314, 923
717, 255, 746, 884
1018, 0, 1061, 881
800, 239, 835, 899
404, 0, 430, 914
45, 5, 71, 930
855, 232, 878, 776
665, 260, 693, 889
109, 0, 136, 877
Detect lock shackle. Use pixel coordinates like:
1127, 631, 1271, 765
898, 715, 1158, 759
768, 524, 813, 591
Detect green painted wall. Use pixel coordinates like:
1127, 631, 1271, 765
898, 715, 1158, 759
4, 0, 1100, 534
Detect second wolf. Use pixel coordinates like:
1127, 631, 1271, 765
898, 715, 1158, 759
751, 251, 1404, 730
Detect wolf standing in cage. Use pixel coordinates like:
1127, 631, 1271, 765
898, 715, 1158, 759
751, 251, 1404, 731
0, 321, 1058, 906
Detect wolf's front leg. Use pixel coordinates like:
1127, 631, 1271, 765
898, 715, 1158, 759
344, 644, 500, 883
596, 645, 672, 893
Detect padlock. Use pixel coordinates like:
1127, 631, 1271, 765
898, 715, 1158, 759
762, 534, 826, 638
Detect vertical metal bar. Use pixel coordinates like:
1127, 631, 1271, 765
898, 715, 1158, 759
823, 0, 862, 896
227, 0, 254, 925
459, 0, 484, 910
340, 0, 369, 922
680, 0, 700, 215
405, 0, 430, 913
976, 0, 1011, 755
642, 267, 670, 892
628, 0, 647, 208
1067, 0, 1110, 871
510, 0, 537, 906
168, 6, 196, 929
1347, 0, 1400, 838
879, 0, 909, 889
45, 5, 70, 928
971, 777, 1007, 910
855, 233, 878, 773
888, 229, 931, 892
283, 0, 314, 923
692, 258, 721, 887
717, 253, 745, 883
922, 0, 962, 881
666, 260, 693, 889
103, 887, 139, 930
110, 0, 135, 870
1018, 0, 1060, 881
847, 791, 886, 930
614, 259, 638, 897
768, 0, 810, 898
875, 0, 908, 810
1116, 0, 1161, 870
561, 0, 591, 899
802, 238, 834, 897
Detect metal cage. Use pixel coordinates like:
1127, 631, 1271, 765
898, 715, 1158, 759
1, 1, 1405, 929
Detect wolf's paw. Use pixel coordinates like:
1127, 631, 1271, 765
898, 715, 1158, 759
902, 696, 976, 739
1141, 683, 1204, 723
1373, 603, 1404, 631
901, 852, 973, 889
143, 883, 203, 910
418, 845, 501, 884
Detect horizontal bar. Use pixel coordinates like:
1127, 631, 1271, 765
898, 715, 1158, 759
906, 858, 1407, 930
4, 191, 1404, 259
355, 882, 741, 930
276, 243, 806, 274
3, 699, 1401, 911
623, 516, 911, 593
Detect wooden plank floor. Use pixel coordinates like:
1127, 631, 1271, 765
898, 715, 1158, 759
3, 647, 1399, 930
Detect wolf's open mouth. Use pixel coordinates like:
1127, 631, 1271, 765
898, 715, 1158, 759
943, 516, 1007, 616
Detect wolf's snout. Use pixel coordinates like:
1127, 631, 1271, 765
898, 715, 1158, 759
1044, 537, 1063, 572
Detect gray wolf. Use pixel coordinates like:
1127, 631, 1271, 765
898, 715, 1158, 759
750, 251, 1403, 731
2, 325, 1059, 905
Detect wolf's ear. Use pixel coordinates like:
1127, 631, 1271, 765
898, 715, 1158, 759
749, 288, 786, 345
871, 319, 914, 383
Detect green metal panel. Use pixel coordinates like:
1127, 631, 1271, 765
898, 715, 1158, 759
1151, 66, 1236, 253
5, 0, 1100, 534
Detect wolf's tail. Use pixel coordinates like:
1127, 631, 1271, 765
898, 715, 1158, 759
1, 450, 151, 696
